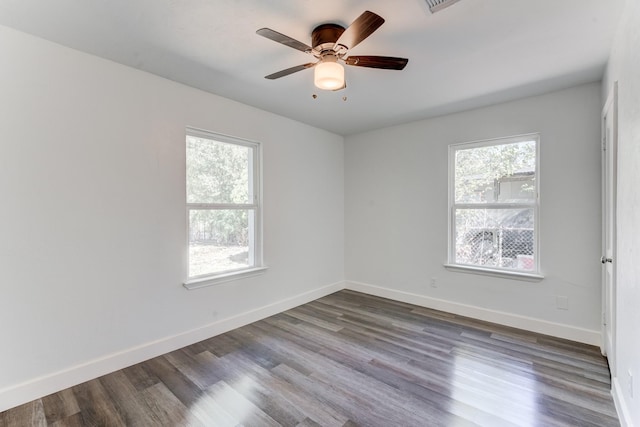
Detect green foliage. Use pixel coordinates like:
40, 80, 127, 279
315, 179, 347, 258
189, 209, 249, 246
455, 140, 536, 203
187, 136, 249, 204
187, 136, 252, 246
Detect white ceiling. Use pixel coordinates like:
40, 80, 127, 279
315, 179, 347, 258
0, 0, 625, 135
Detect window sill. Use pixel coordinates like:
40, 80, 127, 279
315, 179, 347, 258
183, 266, 268, 290
444, 264, 544, 282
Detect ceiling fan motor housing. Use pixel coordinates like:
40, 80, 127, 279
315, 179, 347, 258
312, 23, 345, 52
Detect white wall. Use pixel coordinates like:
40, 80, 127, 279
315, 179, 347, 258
0, 25, 344, 410
603, 0, 640, 425
345, 82, 603, 342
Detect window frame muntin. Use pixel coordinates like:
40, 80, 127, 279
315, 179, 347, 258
184, 127, 264, 288
447, 133, 541, 276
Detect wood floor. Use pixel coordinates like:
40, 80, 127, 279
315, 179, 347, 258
1, 290, 619, 427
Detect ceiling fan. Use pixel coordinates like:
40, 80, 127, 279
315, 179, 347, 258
256, 11, 408, 91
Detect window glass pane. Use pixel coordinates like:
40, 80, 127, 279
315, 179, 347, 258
186, 136, 252, 204
455, 140, 536, 203
454, 208, 535, 270
189, 209, 254, 277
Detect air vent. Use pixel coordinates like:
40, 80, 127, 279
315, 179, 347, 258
425, 0, 462, 13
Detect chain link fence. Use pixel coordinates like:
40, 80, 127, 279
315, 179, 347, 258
455, 208, 534, 270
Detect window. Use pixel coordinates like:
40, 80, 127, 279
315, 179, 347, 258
185, 128, 263, 288
448, 134, 540, 276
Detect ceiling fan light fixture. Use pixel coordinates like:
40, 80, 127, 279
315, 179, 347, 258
314, 55, 344, 90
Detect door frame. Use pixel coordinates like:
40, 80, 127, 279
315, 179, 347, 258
601, 81, 618, 376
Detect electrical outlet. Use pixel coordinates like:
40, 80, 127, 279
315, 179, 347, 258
629, 370, 634, 398
556, 296, 569, 310
430, 277, 437, 288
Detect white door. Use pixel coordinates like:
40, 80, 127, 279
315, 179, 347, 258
601, 82, 617, 376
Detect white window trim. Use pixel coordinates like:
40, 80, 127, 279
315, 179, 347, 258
443, 263, 544, 282
183, 127, 266, 289
447, 133, 543, 278
184, 266, 268, 290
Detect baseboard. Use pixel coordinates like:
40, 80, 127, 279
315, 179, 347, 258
0, 281, 345, 413
612, 377, 634, 427
345, 281, 601, 346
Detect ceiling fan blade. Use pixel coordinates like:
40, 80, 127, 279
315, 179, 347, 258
344, 56, 408, 70
256, 28, 312, 53
265, 63, 316, 80
334, 11, 385, 50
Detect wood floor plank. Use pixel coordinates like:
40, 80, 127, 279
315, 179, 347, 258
0, 290, 620, 426
142, 355, 203, 408
120, 362, 160, 392
0, 399, 46, 427
211, 344, 348, 426
42, 388, 80, 425
164, 348, 221, 391
49, 412, 84, 427
203, 380, 281, 426
200, 353, 306, 426
72, 379, 126, 426
139, 382, 194, 427
99, 370, 161, 426
184, 391, 237, 426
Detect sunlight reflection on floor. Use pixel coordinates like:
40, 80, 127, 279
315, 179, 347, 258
449, 352, 538, 426
187, 376, 257, 426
